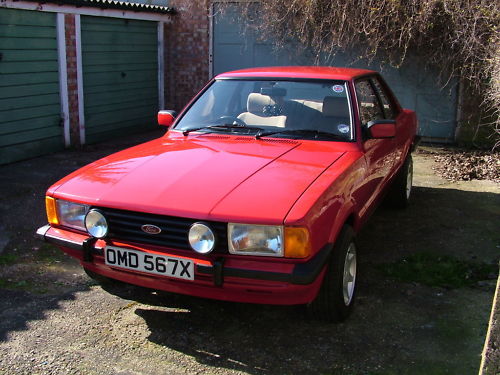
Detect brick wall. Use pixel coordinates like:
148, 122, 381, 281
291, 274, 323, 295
164, 0, 210, 112
59, 5, 211, 146
64, 14, 80, 146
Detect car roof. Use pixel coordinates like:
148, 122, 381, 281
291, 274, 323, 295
216, 66, 375, 81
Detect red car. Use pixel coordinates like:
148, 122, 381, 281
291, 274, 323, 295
37, 66, 418, 321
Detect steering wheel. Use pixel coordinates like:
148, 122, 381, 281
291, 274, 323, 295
217, 116, 247, 127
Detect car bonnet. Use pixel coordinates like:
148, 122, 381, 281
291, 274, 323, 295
49, 133, 347, 223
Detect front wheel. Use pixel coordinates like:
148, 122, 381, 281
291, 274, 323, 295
307, 225, 357, 322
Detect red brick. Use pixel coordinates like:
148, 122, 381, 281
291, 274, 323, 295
165, 0, 209, 111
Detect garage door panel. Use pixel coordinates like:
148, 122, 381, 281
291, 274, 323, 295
82, 15, 158, 144
82, 31, 157, 46
416, 93, 456, 139
83, 70, 157, 87
85, 121, 156, 144
0, 8, 54, 26
86, 114, 156, 134
85, 90, 157, 107
0, 24, 56, 38
1, 103, 60, 123
0, 137, 62, 165
0, 49, 57, 62
0, 126, 62, 147
86, 117, 157, 142
82, 44, 157, 53
0, 116, 61, 136
82, 62, 157, 74
214, 44, 252, 75
82, 16, 154, 28
86, 97, 157, 115
82, 24, 157, 33
83, 81, 157, 95
86, 102, 157, 126
0, 61, 59, 74
0, 83, 59, 100
0, 93, 60, 111
83, 51, 157, 65
1, 72, 58, 87
0, 37, 57, 50
0, 8, 62, 164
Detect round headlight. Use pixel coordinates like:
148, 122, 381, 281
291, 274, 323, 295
85, 209, 108, 238
188, 223, 215, 254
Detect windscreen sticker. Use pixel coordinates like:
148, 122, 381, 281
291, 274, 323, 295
332, 85, 344, 93
338, 124, 350, 134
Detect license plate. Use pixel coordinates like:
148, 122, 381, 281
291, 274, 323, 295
104, 246, 194, 281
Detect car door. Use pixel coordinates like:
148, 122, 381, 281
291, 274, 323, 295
370, 76, 404, 168
355, 78, 397, 219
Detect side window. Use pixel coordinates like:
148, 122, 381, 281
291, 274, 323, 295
355, 80, 384, 125
371, 77, 396, 119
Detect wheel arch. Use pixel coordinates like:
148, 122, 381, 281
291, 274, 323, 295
327, 203, 359, 245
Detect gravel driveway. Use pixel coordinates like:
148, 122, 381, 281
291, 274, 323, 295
0, 131, 498, 375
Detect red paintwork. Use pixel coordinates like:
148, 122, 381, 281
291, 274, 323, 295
368, 122, 396, 138
43, 67, 418, 305
218, 66, 374, 81
157, 110, 175, 127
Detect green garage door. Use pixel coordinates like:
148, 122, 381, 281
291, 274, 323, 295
0, 8, 62, 165
81, 16, 158, 144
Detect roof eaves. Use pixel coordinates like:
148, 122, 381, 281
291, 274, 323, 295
45, 0, 176, 14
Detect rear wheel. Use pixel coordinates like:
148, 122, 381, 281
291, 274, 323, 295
387, 154, 413, 208
307, 225, 357, 322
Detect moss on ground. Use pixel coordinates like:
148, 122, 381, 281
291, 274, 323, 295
379, 252, 497, 289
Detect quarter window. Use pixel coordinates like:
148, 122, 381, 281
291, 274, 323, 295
371, 78, 396, 119
355, 80, 384, 125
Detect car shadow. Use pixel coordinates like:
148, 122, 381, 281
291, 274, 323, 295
130, 185, 499, 374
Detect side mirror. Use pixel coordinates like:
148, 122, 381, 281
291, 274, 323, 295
366, 120, 396, 139
158, 110, 177, 127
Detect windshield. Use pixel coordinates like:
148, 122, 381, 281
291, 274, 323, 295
174, 79, 354, 141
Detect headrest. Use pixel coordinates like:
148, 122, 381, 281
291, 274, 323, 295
247, 93, 276, 115
323, 96, 350, 118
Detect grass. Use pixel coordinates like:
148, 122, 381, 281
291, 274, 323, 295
0, 254, 18, 265
0, 278, 28, 289
34, 243, 66, 263
0, 277, 48, 294
379, 251, 497, 288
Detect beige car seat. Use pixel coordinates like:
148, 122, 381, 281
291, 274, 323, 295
315, 96, 351, 133
237, 93, 287, 127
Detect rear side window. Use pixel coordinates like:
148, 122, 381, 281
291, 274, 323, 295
355, 80, 384, 125
371, 77, 396, 119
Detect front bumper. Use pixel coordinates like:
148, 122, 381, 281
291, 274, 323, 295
37, 224, 331, 305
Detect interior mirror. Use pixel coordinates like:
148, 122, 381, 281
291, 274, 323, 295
260, 87, 287, 97
158, 110, 177, 127
366, 120, 396, 139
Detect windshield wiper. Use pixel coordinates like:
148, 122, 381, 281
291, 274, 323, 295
255, 128, 347, 141
182, 124, 264, 136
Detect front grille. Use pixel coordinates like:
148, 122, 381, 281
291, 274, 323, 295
98, 207, 228, 253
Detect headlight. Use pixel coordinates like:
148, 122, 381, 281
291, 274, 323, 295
228, 224, 284, 256
85, 209, 108, 238
55, 199, 89, 231
188, 222, 215, 254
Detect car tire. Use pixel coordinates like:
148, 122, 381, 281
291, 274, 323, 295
387, 154, 413, 209
307, 225, 357, 322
